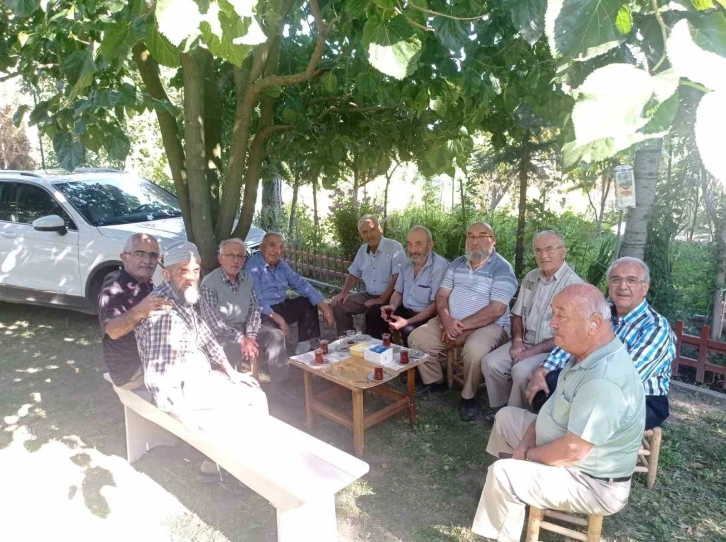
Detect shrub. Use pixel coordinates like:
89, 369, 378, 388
327, 187, 384, 258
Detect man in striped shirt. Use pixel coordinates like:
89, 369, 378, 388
526, 257, 675, 429
410, 222, 517, 421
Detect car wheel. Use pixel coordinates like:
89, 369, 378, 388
86, 266, 121, 314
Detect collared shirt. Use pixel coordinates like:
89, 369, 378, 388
541, 300, 675, 395
199, 270, 261, 341
243, 251, 324, 315
348, 236, 405, 296
511, 262, 582, 345
135, 281, 228, 412
537, 337, 645, 478
98, 269, 154, 386
441, 251, 517, 329
394, 251, 450, 312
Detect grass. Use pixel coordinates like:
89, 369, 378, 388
1, 301, 725, 541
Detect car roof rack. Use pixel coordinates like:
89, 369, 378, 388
0, 170, 45, 178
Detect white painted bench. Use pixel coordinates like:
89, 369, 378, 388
104, 373, 369, 541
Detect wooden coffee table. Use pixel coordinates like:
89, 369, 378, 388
290, 346, 424, 458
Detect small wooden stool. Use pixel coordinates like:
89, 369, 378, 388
635, 427, 662, 489
526, 507, 603, 542
445, 347, 464, 389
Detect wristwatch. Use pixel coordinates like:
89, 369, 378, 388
524, 449, 531, 462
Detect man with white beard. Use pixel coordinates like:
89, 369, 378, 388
135, 241, 268, 434
409, 222, 518, 421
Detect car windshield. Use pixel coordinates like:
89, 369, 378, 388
54, 175, 182, 226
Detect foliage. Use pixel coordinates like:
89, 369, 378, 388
0, 105, 35, 170
327, 186, 384, 257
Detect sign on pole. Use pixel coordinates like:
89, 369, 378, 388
614, 164, 636, 209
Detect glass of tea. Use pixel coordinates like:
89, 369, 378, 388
314, 349, 324, 365
400, 350, 409, 364
374, 365, 384, 380
320, 339, 329, 354
384, 306, 393, 321
382, 333, 392, 347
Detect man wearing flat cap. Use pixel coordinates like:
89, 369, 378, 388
135, 241, 268, 434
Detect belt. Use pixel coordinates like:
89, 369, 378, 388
586, 473, 632, 483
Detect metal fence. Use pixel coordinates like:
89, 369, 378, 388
285, 245, 352, 292
673, 320, 726, 391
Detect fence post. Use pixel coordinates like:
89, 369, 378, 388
697, 325, 709, 384
673, 320, 683, 377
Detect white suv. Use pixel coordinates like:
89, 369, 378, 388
0, 169, 265, 314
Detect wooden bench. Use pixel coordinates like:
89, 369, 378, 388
104, 374, 369, 541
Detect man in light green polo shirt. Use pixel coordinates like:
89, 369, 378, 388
472, 284, 645, 542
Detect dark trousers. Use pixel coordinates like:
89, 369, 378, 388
264, 297, 321, 342
533, 369, 669, 430
364, 304, 428, 347
219, 325, 289, 383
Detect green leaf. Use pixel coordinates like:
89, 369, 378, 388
356, 71, 378, 97
692, 11, 726, 57
261, 85, 282, 97
0, 0, 40, 17
692, 0, 714, 9
363, 14, 422, 79
52, 133, 84, 172
200, 20, 253, 66
108, 0, 127, 13
432, 17, 470, 50
282, 107, 298, 123
545, 0, 624, 61
696, 90, 726, 182
641, 92, 680, 135
147, 23, 181, 67
347, 0, 370, 18
667, 19, 726, 92
98, 21, 134, 61
155, 0, 203, 47
106, 128, 131, 161
321, 71, 337, 93
373, 0, 396, 8
615, 5, 631, 35
13, 105, 29, 127
508, 0, 546, 46
63, 50, 96, 100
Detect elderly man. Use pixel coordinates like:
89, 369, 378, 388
527, 257, 675, 430
199, 238, 299, 406
244, 232, 334, 354
135, 241, 268, 429
472, 284, 645, 542
480, 231, 582, 420
409, 222, 517, 421
365, 226, 449, 346
98, 233, 171, 390
331, 215, 405, 335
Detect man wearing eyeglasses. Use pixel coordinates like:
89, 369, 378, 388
480, 231, 582, 421
98, 233, 171, 390
526, 257, 675, 430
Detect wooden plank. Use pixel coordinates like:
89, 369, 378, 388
368, 384, 407, 402
407, 367, 417, 426
363, 399, 408, 429
674, 319, 684, 377
303, 371, 314, 429
312, 399, 354, 429
539, 521, 587, 542
697, 325, 709, 383
352, 389, 364, 457
314, 385, 348, 404
544, 510, 588, 527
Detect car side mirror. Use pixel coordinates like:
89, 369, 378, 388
33, 214, 67, 236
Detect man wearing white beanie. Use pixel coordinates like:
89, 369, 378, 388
135, 241, 268, 439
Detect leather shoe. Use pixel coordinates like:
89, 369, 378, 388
414, 381, 446, 396
460, 398, 479, 421
483, 406, 504, 423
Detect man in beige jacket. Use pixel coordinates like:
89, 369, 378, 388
481, 231, 582, 420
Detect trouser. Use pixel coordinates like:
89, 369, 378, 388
267, 297, 321, 342
536, 369, 670, 429
332, 292, 375, 335
364, 305, 429, 346
480, 341, 550, 408
171, 370, 269, 437
472, 406, 631, 542
219, 325, 289, 383
117, 365, 145, 390
410, 316, 508, 400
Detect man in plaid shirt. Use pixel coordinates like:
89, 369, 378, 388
135, 241, 268, 432
526, 257, 675, 430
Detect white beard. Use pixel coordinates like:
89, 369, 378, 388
183, 286, 200, 305
466, 248, 491, 263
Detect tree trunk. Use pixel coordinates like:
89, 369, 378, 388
312, 176, 319, 247
689, 184, 700, 242
619, 139, 662, 259
515, 132, 530, 277
202, 49, 222, 229
261, 173, 283, 230
712, 223, 726, 340
352, 161, 360, 207
459, 172, 467, 226
181, 51, 218, 271
132, 43, 192, 240
288, 174, 299, 239
597, 172, 612, 235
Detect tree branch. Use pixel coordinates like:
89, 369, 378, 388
314, 105, 390, 122
0, 71, 21, 83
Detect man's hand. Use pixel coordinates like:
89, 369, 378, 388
509, 340, 527, 363
133, 295, 172, 319
241, 336, 259, 359
380, 304, 394, 320
229, 370, 261, 388
364, 296, 385, 307
526, 366, 551, 405
440, 318, 465, 342
270, 312, 290, 338
512, 444, 530, 461
320, 303, 335, 328
331, 291, 349, 306
389, 314, 408, 331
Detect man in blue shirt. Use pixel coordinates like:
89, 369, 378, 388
331, 215, 405, 335
526, 257, 675, 430
368, 226, 449, 346
244, 232, 334, 354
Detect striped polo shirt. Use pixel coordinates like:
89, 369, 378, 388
441, 251, 518, 329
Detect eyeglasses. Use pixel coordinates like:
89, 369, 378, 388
467, 234, 494, 240
535, 246, 564, 255
608, 277, 645, 287
125, 250, 159, 260
222, 253, 246, 261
